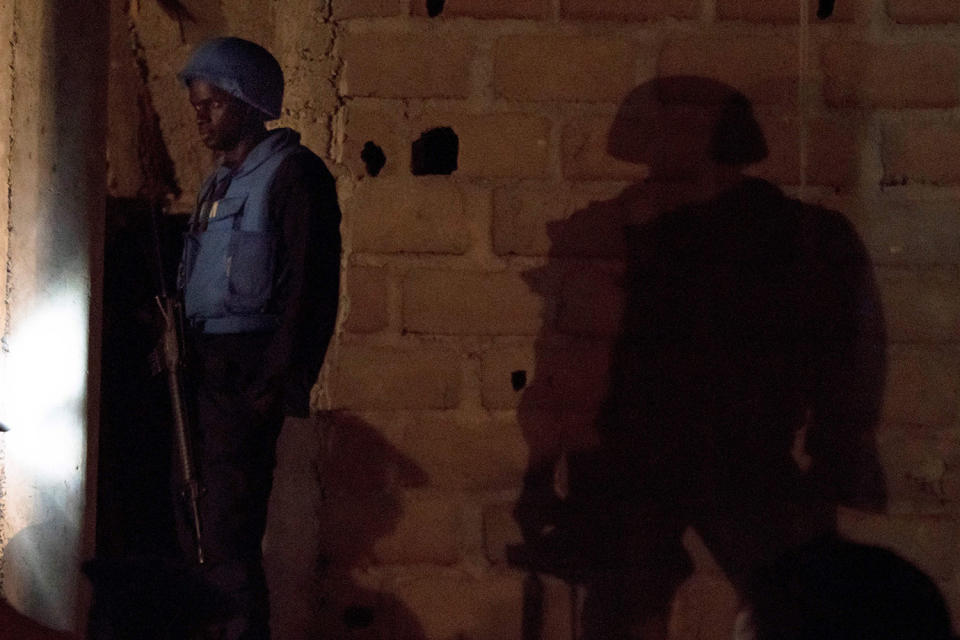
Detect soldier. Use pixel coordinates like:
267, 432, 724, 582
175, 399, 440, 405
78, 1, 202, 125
176, 37, 341, 639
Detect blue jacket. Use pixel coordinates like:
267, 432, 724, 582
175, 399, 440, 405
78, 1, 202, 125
180, 128, 302, 333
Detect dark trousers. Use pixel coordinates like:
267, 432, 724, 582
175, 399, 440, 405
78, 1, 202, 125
182, 332, 284, 640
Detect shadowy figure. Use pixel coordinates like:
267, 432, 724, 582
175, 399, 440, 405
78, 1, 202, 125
743, 538, 954, 640
513, 76, 887, 638
266, 412, 429, 639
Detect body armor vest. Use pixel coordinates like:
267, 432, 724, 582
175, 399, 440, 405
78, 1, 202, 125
180, 128, 302, 333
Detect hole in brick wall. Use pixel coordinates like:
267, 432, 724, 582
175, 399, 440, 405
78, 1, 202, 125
511, 370, 527, 392
426, 0, 445, 17
411, 127, 459, 175
360, 141, 386, 177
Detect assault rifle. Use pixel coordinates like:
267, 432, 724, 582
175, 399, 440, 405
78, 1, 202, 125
150, 203, 205, 565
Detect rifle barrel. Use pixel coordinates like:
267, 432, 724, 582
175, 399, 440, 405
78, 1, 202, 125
159, 294, 205, 565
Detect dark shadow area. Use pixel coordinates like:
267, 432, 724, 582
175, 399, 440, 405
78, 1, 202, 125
426, 0, 446, 18
97, 198, 183, 561
86, 198, 203, 639
745, 538, 954, 640
291, 412, 429, 639
361, 141, 387, 177
511, 76, 889, 638
411, 127, 458, 175
817, 0, 836, 19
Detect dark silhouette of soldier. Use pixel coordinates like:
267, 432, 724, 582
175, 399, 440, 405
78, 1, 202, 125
270, 413, 429, 639
743, 537, 954, 640
513, 76, 887, 638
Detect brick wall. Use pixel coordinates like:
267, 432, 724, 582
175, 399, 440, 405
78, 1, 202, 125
110, 0, 960, 637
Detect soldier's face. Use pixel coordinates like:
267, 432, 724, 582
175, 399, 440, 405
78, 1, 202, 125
188, 79, 250, 151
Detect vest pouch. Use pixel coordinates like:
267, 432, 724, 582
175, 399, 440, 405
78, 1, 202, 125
182, 196, 247, 321
225, 230, 277, 314
205, 194, 246, 229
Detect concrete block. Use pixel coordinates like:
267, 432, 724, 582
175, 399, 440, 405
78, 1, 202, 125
344, 266, 390, 334
822, 43, 960, 108
346, 177, 471, 254
877, 266, 960, 343
755, 112, 860, 188
877, 426, 960, 514
888, 0, 960, 24
392, 414, 528, 491
884, 344, 960, 429
557, 264, 626, 336
494, 35, 639, 103
717, 0, 859, 23
328, 345, 462, 409
389, 570, 526, 640
660, 37, 799, 105
342, 31, 475, 98
373, 491, 462, 565
482, 502, 524, 564
882, 124, 960, 186
403, 269, 546, 335
342, 105, 407, 177
562, 116, 650, 180
411, 0, 550, 18
413, 111, 552, 178
332, 0, 407, 18
845, 199, 960, 266
481, 341, 613, 411
561, 0, 701, 20
492, 184, 629, 257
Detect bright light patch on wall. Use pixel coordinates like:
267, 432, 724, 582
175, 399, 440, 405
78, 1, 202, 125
0, 283, 89, 629
0, 287, 88, 530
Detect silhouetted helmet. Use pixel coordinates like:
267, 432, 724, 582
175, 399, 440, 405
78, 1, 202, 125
607, 76, 768, 171
178, 37, 284, 121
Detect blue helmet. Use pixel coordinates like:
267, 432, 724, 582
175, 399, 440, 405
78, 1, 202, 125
178, 37, 284, 121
